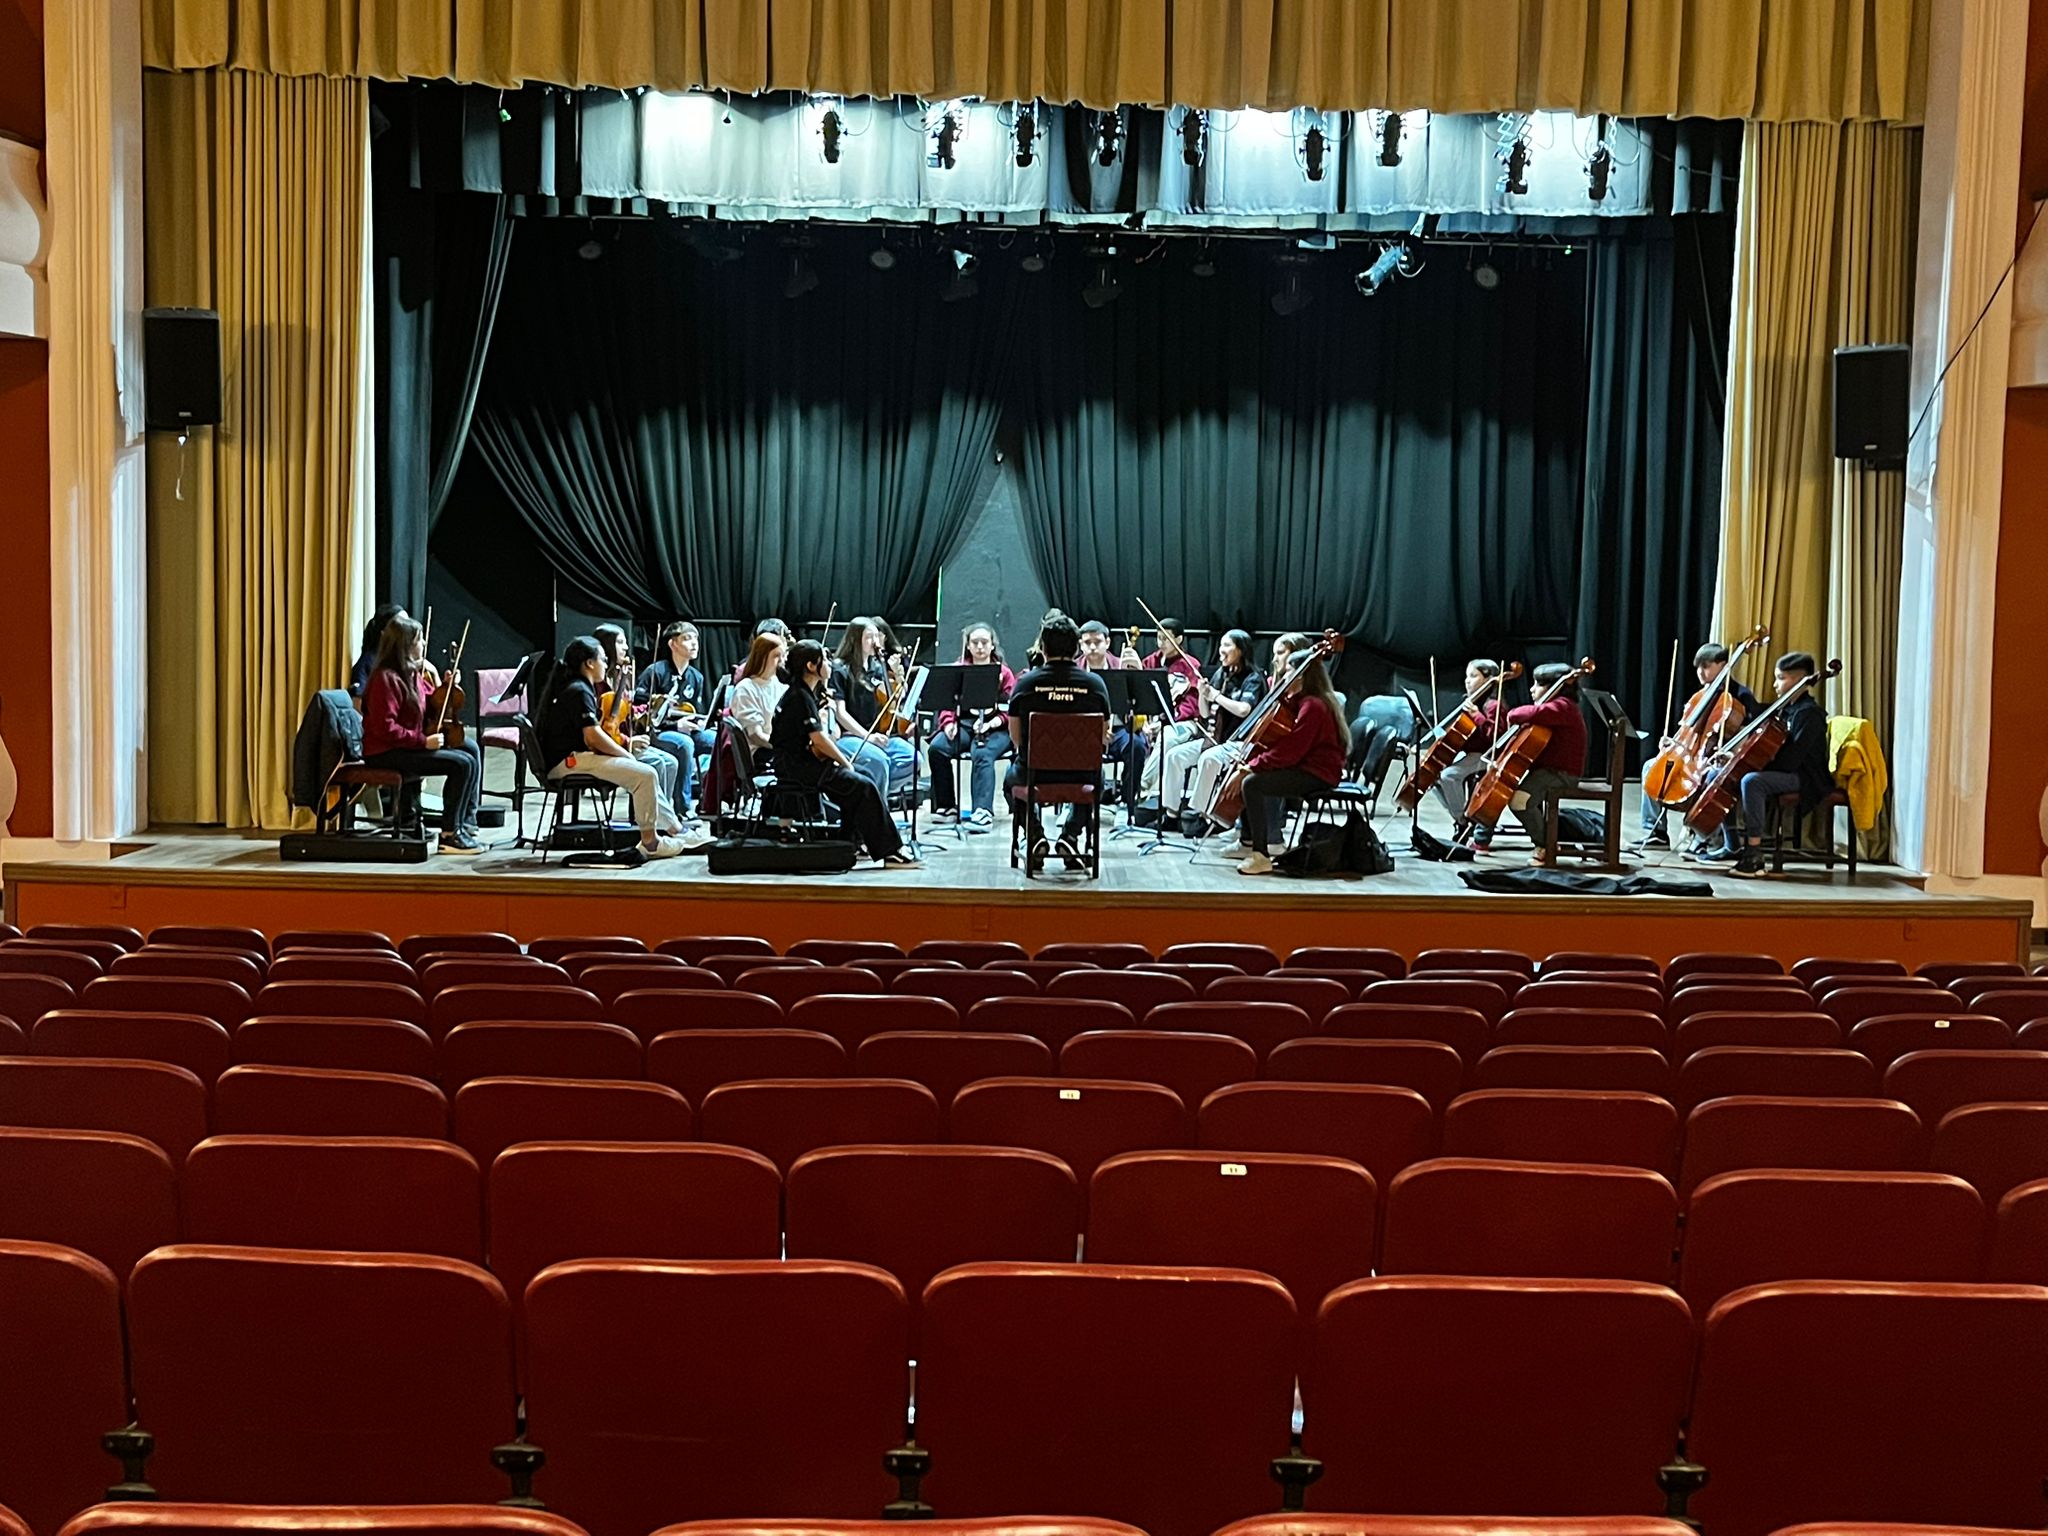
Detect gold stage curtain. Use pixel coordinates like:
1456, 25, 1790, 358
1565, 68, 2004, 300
144, 68, 367, 830
143, 0, 1928, 123
1715, 119, 1918, 859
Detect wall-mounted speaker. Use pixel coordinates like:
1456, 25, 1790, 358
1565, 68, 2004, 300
142, 306, 223, 431
1832, 343, 1910, 470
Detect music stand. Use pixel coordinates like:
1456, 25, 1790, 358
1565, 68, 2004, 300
919, 664, 1005, 845
1104, 668, 1181, 849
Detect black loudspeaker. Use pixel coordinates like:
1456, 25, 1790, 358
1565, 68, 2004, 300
1833, 343, 1910, 469
143, 307, 223, 431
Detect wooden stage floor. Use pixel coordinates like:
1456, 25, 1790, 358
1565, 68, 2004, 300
4, 796, 2032, 968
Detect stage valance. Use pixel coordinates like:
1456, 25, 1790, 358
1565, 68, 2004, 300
145, 0, 1928, 125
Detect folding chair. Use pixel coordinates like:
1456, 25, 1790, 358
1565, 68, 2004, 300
1008, 713, 1106, 878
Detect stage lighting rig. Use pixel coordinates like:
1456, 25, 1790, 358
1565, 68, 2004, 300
1094, 109, 1124, 167
1353, 242, 1407, 298
1377, 110, 1404, 167
819, 107, 844, 164
1586, 113, 1614, 202
783, 252, 819, 300
1496, 112, 1530, 196
1191, 240, 1217, 278
1301, 112, 1329, 182
1178, 108, 1208, 167
1270, 260, 1314, 317
927, 100, 966, 170
1081, 243, 1121, 308
1013, 103, 1038, 167
944, 247, 980, 303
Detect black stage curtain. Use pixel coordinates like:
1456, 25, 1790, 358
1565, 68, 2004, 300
469, 222, 1019, 656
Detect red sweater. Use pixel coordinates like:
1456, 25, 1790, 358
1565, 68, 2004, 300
1504, 694, 1587, 775
1250, 694, 1344, 783
362, 667, 431, 756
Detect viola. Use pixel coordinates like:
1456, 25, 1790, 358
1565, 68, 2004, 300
427, 621, 470, 749
1206, 628, 1346, 827
1463, 657, 1596, 829
1642, 624, 1769, 809
1682, 658, 1841, 839
1396, 661, 1524, 810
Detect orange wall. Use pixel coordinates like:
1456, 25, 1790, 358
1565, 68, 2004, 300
1987, 0, 2048, 877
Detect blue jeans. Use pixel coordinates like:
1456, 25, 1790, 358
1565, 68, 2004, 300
929, 725, 1014, 814
836, 735, 895, 803
653, 727, 717, 809
1738, 769, 1802, 841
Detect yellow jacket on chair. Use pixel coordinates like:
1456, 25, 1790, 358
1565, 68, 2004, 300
1828, 716, 1889, 833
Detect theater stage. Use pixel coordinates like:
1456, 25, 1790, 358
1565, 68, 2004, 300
3, 807, 2032, 969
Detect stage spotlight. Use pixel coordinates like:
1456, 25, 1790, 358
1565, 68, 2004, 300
1473, 259, 1502, 291
1302, 116, 1328, 182
783, 253, 819, 300
1496, 113, 1530, 196
1377, 110, 1403, 167
1587, 114, 1614, 202
944, 250, 981, 303
1019, 239, 1049, 273
927, 101, 965, 171
1013, 103, 1038, 168
1270, 264, 1314, 317
1094, 109, 1123, 168
1191, 241, 1217, 278
1178, 108, 1207, 167
869, 241, 897, 271
576, 227, 604, 261
1081, 259, 1121, 309
1353, 242, 1406, 298
819, 107, 843, 164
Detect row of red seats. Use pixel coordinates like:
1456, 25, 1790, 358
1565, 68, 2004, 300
6, 1233, 2047, 1536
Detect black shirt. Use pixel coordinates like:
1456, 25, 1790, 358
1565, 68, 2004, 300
1765, 692, 1832, 806
830, 658, 884, 732
1207, 664, 1266, 744
637, 659, 708, 726
541, 679, 601, 769
1009, 660, 1112, 778
770, 681, 830, 789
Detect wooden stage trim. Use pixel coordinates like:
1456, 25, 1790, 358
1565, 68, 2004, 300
6, 855, 2032, 968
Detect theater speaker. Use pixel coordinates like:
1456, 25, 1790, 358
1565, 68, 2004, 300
142, 306, 223, 431
1832, 343, 1909, 469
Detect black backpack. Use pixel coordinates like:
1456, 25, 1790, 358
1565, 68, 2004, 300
1275, 810, 1394, 878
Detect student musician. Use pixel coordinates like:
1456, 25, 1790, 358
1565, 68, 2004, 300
359, 614, 484, 854
1644, 642, 1762, 857
593, 623, 684, 816
1729, 650, 1831, 878
928, 621, 1015, 832
729, 632, 789, 761
638, 620, 718, 815
1125, 617, 1205, 803
1496, 661, 1587, 866
1008, 613, 1113, 872
349, 602, 405, 708
829, 618, 916, 798
1436, 658, 1505, 851
1155, 628, 1262, 824
1077, 619, 1147, 809
772, 640, 921, 868
539, 636, 685, 861
1236, 648, 1349, 876
1187, 631, 1305, 836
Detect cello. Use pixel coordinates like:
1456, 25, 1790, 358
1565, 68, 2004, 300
1682, 658, 1841, 839
1396, 660, 1524, 810
1205, 629, 1346, 828
1641, 624, 1769, 809
1463, 657, 1596, 829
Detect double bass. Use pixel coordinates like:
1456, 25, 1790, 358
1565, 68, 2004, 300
1463, 657, 1596, 829
1396, 661, 1524, 810
1682, 658, 1841, 839
1205, 629, 1346, 828
1641, 624, 1769, 809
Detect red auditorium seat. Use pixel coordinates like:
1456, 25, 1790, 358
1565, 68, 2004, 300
1921, 960, 2027, 989
1060, 1030, 1255, 1109
214, 1064, 447, 1141
1442, 1089, 1680, 1175
489, 1143, 783, 1319
1791, 956, 1907, 987
1200, 1082, 1436, 1188
556, 950, 685, 981
1883, 1049, 2048, 1126
149, 924, 270, 959
1046, 969, 1196, 1020
964, 997, 1135, 1052
699, 1078, 941, 1173
274, 930, 398, 954
0, 1127, 177, 1279
80, 975, 249, 1028
1475, 1045, 1673, 1096
1495, 1008, 1667, 1049
1204, 974, 1350, 1022
653, 1522, 1145, 1536
1808, 973, 1942, 1001
785, 1146, 1079, 1318
0, 1056, 208, 1164
1672, 1011, 1841, 1059
0, 1022, 27, 1053
1264, 1038, 1465, 1110
182, 1136, 484, 1262
27, 923, 142, 953
1268, 966, 1387, 997
232, 1016, 437, 1079
788, 939, 904, 965
1684, 1282, 2048, 1536
1962, 987, 2048, 1030
1320, 1003, 1489, 1065
429, 985, 602, 1040
656, 936, 777, 965
0, 970, 86, 1019
1822, 987, 1963, 1033
1990, 1179, 2048, 1281
988, 959, 1099, 989
1676, 1047, 1877, 1112
949, 1077, 1189, 1193
908, 940, 1030, 968
1303, 1276, 1693, 1514
1668, 985, 1815, 1025
438, 1021, 643, 1089
1954, 974, 2048, 1006
1678, 1170, 1984, 1312
1670, 970, 1809, 996
578, 964, 720, 1008
1931, 1101, 2048, 1206
5, 939, 119, 975
451, 1077, 692, 1167
420, 959, 570, 996
736, 966, 883, 1010
1290, 946, 1406, 978
786, 994, 955, 1052
1159, 942, 1278, 973
857, 1032, 1050, 1104
397, 932, 519, 964
1513, 981, 1664, 1016
32, 1010, 231, 1083
1542, 952, 1660, 975
1145, 1000, 1313, 1060
114, 950, 265, 990
527, 936, 645, 965
1217, 1521, 1693, 1536
1131, 962, 1241, 994
1678, 1095, 1926, 1197
891, 967, 1037, 1011
1380, 1158, 1677, 1283
1361, 977, 1510, 1024
57, 1504, 591, 1536
523, 1260, 909, 1535
919, 1263, 1297, 1536
1088, 1149, 1376, 1319
646, 1029, 847, 1102
1848, 1013, 2012, 1068
1414, 948, 1534, 977
1, 1505, 29, 1536
856, 958, 962, 984
255, 980, 428, 1030
612, 988, 784, 1045
127, 1245, 516, 1504
1035, 942, 1152, 968
700, 955, 819, 987
0, 1240, 129, 1536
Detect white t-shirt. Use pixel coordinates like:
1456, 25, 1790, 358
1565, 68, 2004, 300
729, 675, 787, 749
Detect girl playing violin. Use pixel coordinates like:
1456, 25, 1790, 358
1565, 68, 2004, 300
1237, 646, 1349, 875
829, 617, 915, 804
359, 614, 484, 854
538, 636, 685, 861
593, 623, 686, 820
928, 621, 1016, 832
1155, 628, 1261, 824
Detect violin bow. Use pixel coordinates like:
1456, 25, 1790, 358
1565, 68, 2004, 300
1660, 638, 1679, 737
850, 636, 922, 759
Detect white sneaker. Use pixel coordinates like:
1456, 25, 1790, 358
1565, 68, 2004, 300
966, 809, 994, 833
644, 835, 686, 860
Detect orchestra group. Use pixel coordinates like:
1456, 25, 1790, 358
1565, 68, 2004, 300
347, 602, 1834, 880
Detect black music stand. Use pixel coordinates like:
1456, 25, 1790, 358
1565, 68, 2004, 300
920, 664, 1006, 845
1104, 668, 1179, 850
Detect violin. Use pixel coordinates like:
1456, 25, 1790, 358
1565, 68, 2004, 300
870, 640, 922, 740
1463, 657, 1596, 829
1642, 624, 1769, 809
426, 621, 470, 749
598, 660, 636, 747
1206, 629, 1346, 827
1396, 661, 1524, 810
1682, 658, 1841, 839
